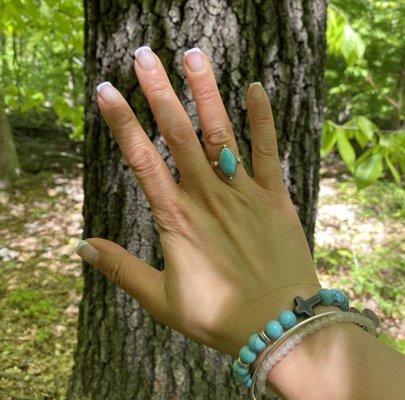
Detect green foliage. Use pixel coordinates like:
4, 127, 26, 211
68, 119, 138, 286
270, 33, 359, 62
325, 1, 404, 188
327, 5, 365, 66
0, 0, 84, 139
322, 116, 404, 188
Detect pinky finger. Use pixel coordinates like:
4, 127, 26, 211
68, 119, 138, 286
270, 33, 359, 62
247, 82, 284, 192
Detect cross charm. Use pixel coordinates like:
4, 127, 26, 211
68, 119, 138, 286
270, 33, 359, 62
293, 293, 322, 317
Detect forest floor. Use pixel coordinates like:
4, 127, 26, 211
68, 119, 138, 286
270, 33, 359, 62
0, 136, 404, 399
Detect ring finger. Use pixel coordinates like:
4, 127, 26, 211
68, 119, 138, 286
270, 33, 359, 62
182, 48, 250, 186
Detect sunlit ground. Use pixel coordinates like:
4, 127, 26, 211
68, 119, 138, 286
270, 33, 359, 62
0, 140, 403, 398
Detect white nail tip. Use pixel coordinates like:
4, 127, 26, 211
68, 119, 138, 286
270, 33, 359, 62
250, 81, 262, 87
75, 240, 88, 252
184, 47, 202, 56
96, 81, 112, 92
134, 45, 152, 58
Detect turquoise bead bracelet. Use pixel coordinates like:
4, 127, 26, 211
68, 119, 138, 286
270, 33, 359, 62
231, 288, 350, 388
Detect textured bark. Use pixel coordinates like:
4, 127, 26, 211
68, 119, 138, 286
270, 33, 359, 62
68, 0, 326, 399
0, 93, 20, 180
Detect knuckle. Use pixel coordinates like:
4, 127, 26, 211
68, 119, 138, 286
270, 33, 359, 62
113, 111, 136, 137
127, 145, 160, 176
146, 78, 171, 97
104, 256, 123, 286
194, 84, 217, 103
253, 111, 273, 128
205, 124, 232, 145
165, 121, 195, 150
155, 197, 193, 238
253, 139, 278, 159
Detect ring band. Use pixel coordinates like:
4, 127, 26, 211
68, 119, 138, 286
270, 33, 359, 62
210, 144, 243, 180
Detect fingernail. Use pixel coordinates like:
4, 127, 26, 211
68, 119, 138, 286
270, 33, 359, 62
249, 82, 263, 101
184, 47, 204, 71
96, 81, 117, 103
75, 240, 100, 264
134, 45, 156, 70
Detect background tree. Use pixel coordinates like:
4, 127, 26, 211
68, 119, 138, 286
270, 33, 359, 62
0, 32, 20, 180
0, 92, 20, 180
68, 1, 326, 398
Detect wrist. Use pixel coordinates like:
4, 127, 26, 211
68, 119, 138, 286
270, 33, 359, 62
226, 283, 322, 359
250, 303, 342, 374
269, 321, 358, 398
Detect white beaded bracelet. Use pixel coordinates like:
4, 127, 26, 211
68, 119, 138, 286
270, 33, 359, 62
250, 310, 378, 399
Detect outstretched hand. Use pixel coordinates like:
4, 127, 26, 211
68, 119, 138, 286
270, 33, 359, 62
76, 46, 320, 358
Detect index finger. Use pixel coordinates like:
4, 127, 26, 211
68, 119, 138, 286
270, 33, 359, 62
96, 81, 181, 210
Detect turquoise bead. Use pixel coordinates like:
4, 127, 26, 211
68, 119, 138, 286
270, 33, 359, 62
239, 345, 257, 364
232, 360, 249, 377
234, 372, 250, 384
219, 146, 237, 177
243, 376, 253, 388
248, 333, 266, 352
278, 310, 297, 329
265, 320, 283, 340
341, 301, 350, 311
233, 370, 248, 382
331, 289, 345, 305
319, 288, 333, 306
341, 291, 349, 304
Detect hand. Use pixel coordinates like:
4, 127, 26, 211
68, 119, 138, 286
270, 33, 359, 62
76, 46, 321, 358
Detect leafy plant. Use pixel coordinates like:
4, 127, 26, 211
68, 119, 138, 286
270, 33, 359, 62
327, 5, 365, 66
322, 116, 404, 188
324, 2, 404, 188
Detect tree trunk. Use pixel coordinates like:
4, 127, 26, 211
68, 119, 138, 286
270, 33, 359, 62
0, 94, 20, 180
68, 1, 326, 399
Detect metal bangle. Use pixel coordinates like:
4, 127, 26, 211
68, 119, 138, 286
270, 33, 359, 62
249, 310, 377, 400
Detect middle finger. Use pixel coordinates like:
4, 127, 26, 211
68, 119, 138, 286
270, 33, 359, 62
133, 46, 215, 186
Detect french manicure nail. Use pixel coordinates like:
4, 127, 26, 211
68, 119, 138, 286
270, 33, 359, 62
75, 240, 100, 264
134, 45, 156, 70
184, 47, 204, 71
249, 82, 263, 101
96, 81, 112, 92
96, 81, 118, 103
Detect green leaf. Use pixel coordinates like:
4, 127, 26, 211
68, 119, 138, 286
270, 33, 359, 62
336, 130, 356, 172
354, 129, 369, 148
356, 147, 376, 165
354, 154, 383, 189
321, 120, 337, 155
384, 155, 401, 184
341, 24, 365, 65
356, 116, 376, 140
326, 7, 345, 55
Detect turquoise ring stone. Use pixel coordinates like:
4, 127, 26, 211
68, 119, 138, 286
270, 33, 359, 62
210, 144, 242, 179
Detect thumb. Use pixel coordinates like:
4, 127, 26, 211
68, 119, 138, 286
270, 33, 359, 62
75, 238, 167, 319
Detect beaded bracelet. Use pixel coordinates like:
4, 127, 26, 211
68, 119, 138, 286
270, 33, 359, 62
250, 309, 379, 399
232, 288, 351, 388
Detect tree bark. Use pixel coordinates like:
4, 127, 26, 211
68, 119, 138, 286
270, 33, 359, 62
0, 32, 21, 181
0, 93, 20, 180
68, 1, 326, 399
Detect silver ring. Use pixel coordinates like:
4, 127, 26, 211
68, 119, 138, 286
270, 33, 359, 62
209, 144, 243, 180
